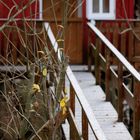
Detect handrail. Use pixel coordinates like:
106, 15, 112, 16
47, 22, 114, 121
87, 21, 140, 140
44, 22, 107, 140
87, 22, 140, 82
66, 66, 107, 140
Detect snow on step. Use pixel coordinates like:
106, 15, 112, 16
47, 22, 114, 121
73, 71, 133, 140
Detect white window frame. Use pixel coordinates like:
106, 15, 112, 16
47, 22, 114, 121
86, 0, 116, 20
39, 0, 43, 19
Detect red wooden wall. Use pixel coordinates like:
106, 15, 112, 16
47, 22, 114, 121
82, 0, 134, 63
0, 0, 39, 19
116, 0, 134, 19
0, 0, 39, 64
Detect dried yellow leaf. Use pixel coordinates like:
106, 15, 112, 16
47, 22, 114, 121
60, 97, 68, 115
57, 39, 64, 42
60, 100, 65, 108
32, 84, 41, 93
42, 67, 47, 77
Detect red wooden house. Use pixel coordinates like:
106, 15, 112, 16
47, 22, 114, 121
0, 0, 139, 64
0, 1, 140, 139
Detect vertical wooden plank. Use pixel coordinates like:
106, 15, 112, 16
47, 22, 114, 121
104, 23, 111, 101
82, 0, 88, 63
128, 29, 134, 62
105, 23, 111, 41
133, 77, 140, 140
120, 23, 126, 56
68, 109, 82, 140
70, 83, 75, 115
117, 62, 124, 121
82, 109, 88, 140
112, 23, 119, 64
105, 48, 111, 101
70, 83, 76, 140
95, 37, 100, 85
3, 29, 9, 64
95, 22, 102, 85
98, 22, 105, 57
113, 23, 119, 48
88, 42, 92, 72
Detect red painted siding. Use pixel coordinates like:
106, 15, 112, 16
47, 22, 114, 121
116, 0, 134, 19
0, 0, 39, 19
0, 1, 39, 59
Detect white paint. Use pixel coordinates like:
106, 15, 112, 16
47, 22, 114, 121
44, 23, 61, 61
39, 0, 43, 19
86, 0, 116, 20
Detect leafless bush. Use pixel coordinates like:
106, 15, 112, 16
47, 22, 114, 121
0, 0, 71, 139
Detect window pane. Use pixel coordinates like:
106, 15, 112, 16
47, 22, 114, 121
103, 0, 109, 13
93, 0, 99, 12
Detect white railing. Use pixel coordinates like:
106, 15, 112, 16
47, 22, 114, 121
87, 22, 140, 82
45, 22, 107, 140
87, 21, 140, 140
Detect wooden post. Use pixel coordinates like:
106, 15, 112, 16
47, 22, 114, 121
105, 48, 111, 101
82, 109, 88, 140
112, 23, 119, 64
88, 43, 92, 72
120, 23, 126, 56
95, 37, 100, 85
133, 78, 140, 140
70, 83, 76, 139
118, 62, 124, 121
70, 83, 75, 116
128, 29, 134, 62
105, 23, 111, 101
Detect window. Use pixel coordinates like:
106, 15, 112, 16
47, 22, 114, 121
86, 0, 116, 20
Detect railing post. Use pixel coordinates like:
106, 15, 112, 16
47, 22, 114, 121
70, 83, 76, 139
88, 44, 92, 72
133, 79, 140, 140
105, 48, 111, 101
118, 62, 124, 121
70, 83, 75, 115
95, 38, 101, 85
87, 26, 91, 72
82, 109, 88, 140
